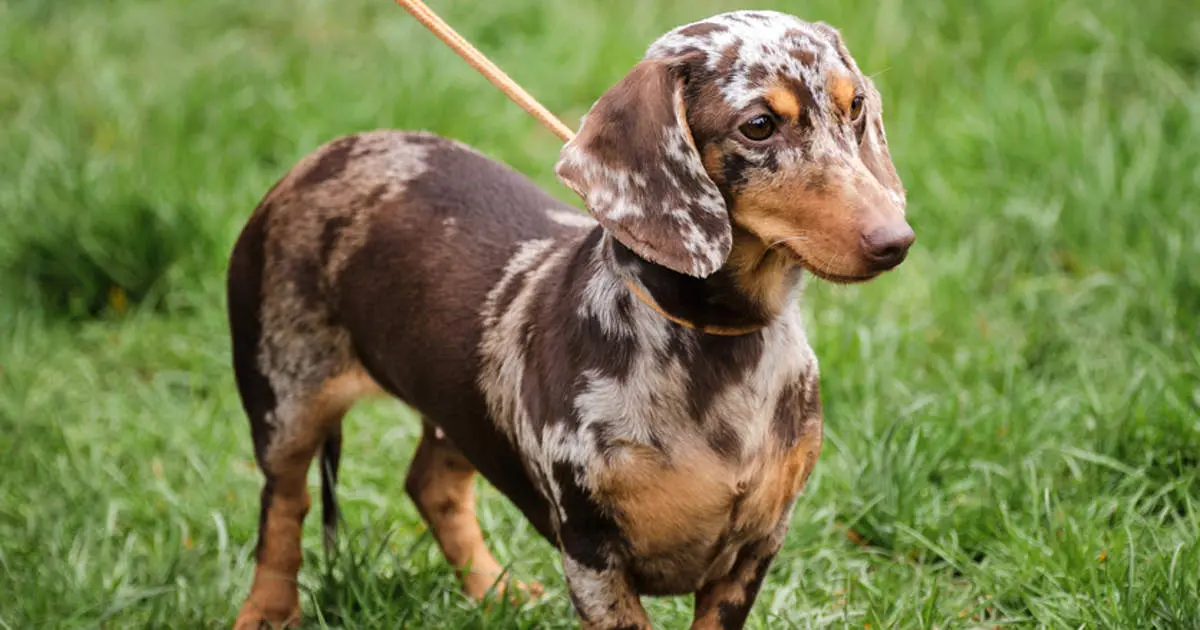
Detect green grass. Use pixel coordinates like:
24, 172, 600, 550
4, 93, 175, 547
2, 0, 1198, 627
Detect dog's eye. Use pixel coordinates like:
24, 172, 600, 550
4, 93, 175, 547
849, 95, 865, 122
738, 115, 776, 141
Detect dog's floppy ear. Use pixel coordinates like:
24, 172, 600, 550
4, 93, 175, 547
555, 57, 731, 278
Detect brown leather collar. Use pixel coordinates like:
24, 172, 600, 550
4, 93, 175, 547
621, 278, 765, 336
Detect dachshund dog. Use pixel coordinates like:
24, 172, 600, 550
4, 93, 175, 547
228, 10, 912, 629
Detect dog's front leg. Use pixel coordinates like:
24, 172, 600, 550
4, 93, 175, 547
549, 461, 651, 628
560, 552, 651, 630
690, 536, 785, 630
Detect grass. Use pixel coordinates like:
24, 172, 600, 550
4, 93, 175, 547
2, 0, 1198, 627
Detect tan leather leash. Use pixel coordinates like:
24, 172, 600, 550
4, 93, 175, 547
393, 0, 762, 336
393, 0, 576, 143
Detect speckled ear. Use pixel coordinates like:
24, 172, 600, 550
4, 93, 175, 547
555, 58, 731, 278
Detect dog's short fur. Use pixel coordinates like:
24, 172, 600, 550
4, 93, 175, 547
228, 10, 912, 629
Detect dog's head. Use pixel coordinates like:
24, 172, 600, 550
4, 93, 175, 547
556, 11, 912, 282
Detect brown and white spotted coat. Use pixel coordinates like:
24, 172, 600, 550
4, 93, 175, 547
227, 10, 911, 630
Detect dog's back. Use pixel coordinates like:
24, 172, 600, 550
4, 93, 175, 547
238, 130, 575, 404
227, 132, 578, 620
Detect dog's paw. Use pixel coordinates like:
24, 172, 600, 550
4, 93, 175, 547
465, 571, 545, 605
507, 578, 545, 602
233, 599, 300, 630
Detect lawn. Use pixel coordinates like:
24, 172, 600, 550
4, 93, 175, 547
2, 0, 1198, 627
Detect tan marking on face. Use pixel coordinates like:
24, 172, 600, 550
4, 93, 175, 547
764, 85, 801, 121
675, 86, 700, 153
702, 144, 724, 181
830, 74, 856, 114
733, 175, 871, 281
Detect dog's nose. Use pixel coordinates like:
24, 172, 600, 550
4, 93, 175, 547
862, 223, 915, 271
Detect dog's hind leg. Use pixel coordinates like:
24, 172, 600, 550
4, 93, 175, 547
405, 421, 543, 602
234, 368, 373, 629
227, 204, 376, 629
235, 392, 341, 629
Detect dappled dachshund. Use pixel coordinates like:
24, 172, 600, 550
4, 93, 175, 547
228, 10, 913, 629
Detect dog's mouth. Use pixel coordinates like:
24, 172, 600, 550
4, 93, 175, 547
778, 243, 879, 284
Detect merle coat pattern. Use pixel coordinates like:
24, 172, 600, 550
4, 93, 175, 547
228, 10, 913, 629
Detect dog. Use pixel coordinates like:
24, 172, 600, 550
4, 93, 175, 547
227, 9, 912, 629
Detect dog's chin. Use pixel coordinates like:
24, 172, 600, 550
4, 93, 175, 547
804, 265, 878, 284
782, 244, 879, 284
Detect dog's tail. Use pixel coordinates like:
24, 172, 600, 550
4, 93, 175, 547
319, 429, 342, 558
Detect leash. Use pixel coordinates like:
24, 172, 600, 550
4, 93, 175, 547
392, 0, 576, 143
394, 0, 762, 336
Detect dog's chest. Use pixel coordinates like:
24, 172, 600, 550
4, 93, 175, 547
476, 245, 822, 590
594, 421, 820, 593
561, 316, 820, 592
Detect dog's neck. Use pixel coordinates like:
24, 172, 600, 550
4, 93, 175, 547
603, 227, 804, 333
